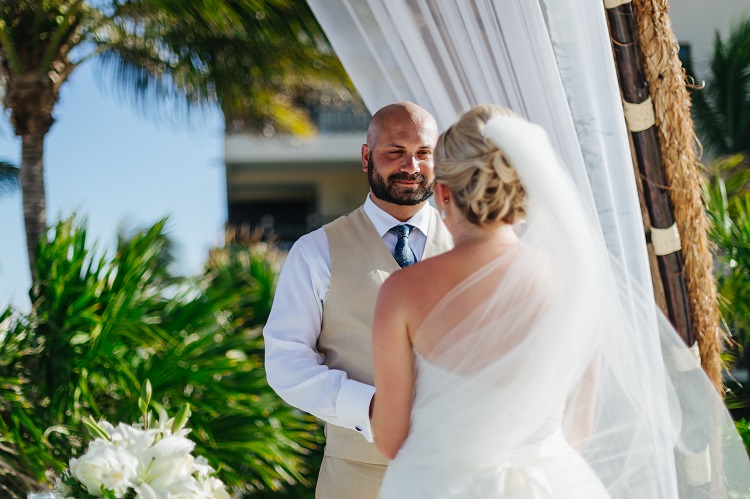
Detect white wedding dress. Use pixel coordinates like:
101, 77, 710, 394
379, 251, 610, 498
378, 116, 750, 498
380, 352, 609, 498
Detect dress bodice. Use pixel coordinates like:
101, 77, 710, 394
378, 351, 606, 498
410, 350, 564, 450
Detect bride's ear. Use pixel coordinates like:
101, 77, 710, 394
435, 183, 451, 209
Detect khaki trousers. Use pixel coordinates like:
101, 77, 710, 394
315, 456, 387, 499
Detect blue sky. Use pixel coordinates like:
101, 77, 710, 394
0, 61, 227, 311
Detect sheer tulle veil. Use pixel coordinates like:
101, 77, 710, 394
385, 115, 750, 498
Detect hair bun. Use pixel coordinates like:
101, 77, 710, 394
435, 104, 526, 227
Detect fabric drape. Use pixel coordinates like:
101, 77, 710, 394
306, 0, 651, 299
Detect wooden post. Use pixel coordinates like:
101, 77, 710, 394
604, 2, 694, 345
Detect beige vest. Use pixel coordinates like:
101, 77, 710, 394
320, 205, 453, 464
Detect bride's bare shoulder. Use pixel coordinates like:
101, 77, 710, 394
381, 252, 445, 292
377, 251, 454, 309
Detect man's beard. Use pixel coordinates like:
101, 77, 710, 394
367, 156, 434, 206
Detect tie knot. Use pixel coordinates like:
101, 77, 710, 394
392, 224, 413, 239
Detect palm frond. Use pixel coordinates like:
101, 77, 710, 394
692, 17, 750, 155
704, 156, 750, 340
93, 0, 351, 132
0, 160, 19, 196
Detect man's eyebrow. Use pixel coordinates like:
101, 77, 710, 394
384, 144, 433, 149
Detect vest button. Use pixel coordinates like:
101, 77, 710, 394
355, 426, 362, 432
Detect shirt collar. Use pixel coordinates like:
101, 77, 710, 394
363, 193, 432, 238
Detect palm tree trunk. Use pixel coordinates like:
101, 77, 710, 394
20, 133, 47, 284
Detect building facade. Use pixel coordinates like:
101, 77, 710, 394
669, 0, 749, 79
225, 105, 370, 248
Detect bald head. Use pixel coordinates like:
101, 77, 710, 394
360, 101, 438, 219
366, 101, 438, 148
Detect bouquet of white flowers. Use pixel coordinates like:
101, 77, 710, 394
53, 381, 230, 499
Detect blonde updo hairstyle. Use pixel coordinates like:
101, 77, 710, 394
435, 104, 526, 227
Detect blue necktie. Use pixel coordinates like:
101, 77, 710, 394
392, 224, 417, 268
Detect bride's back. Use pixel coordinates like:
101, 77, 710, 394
407, 236, 556, 375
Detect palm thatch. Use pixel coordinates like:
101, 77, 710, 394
629, 0, 724, 394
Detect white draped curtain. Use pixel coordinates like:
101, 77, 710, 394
307, 0, 654, 300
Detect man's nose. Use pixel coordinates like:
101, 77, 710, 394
401, 155, 420, 172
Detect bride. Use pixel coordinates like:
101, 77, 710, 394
371, 104, 750, 498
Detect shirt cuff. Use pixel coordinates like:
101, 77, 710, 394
336, 379, 376, 443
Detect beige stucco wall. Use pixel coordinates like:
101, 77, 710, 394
669, 0, 750, 78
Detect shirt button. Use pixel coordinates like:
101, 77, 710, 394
355, 426, 362, 432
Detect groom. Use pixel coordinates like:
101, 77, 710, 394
263, 101, 452, 498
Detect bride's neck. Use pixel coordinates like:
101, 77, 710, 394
450, 222, 517, 249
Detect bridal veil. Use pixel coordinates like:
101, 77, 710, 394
386, 115, 750, 498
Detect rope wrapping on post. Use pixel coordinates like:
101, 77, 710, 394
604, 0, 631, 8
623, 98, 656, 132
651, 223, 681, 256
604, 0, 694, 349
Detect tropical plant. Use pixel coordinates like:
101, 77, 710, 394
704, 155, 750, 340
735, 418, 750, 457
703, 154, 750, 415
691, 16, 750, 157
0, 216, 322, 497
0, 0, 349, 282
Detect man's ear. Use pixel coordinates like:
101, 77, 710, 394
361, 144, 370, 172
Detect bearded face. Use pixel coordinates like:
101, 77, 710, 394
367, 155, 434, 206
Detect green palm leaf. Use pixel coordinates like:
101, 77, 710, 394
704, 155, 750, 354
0, 160, 18, 196
692, 17, 750, 156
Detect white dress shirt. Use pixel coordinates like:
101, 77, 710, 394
263, 194, 432, 443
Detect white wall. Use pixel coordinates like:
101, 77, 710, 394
669, 0, 750, 79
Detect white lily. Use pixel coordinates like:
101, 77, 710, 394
197, 476, 231, 499
110, 422, 159, 454
131, 434, 196, 494
192, 455, 215, 479
56, 390, 228, 499
70, 443, 139, 497
145, 471, 203, 497
133, 482, 158, 499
